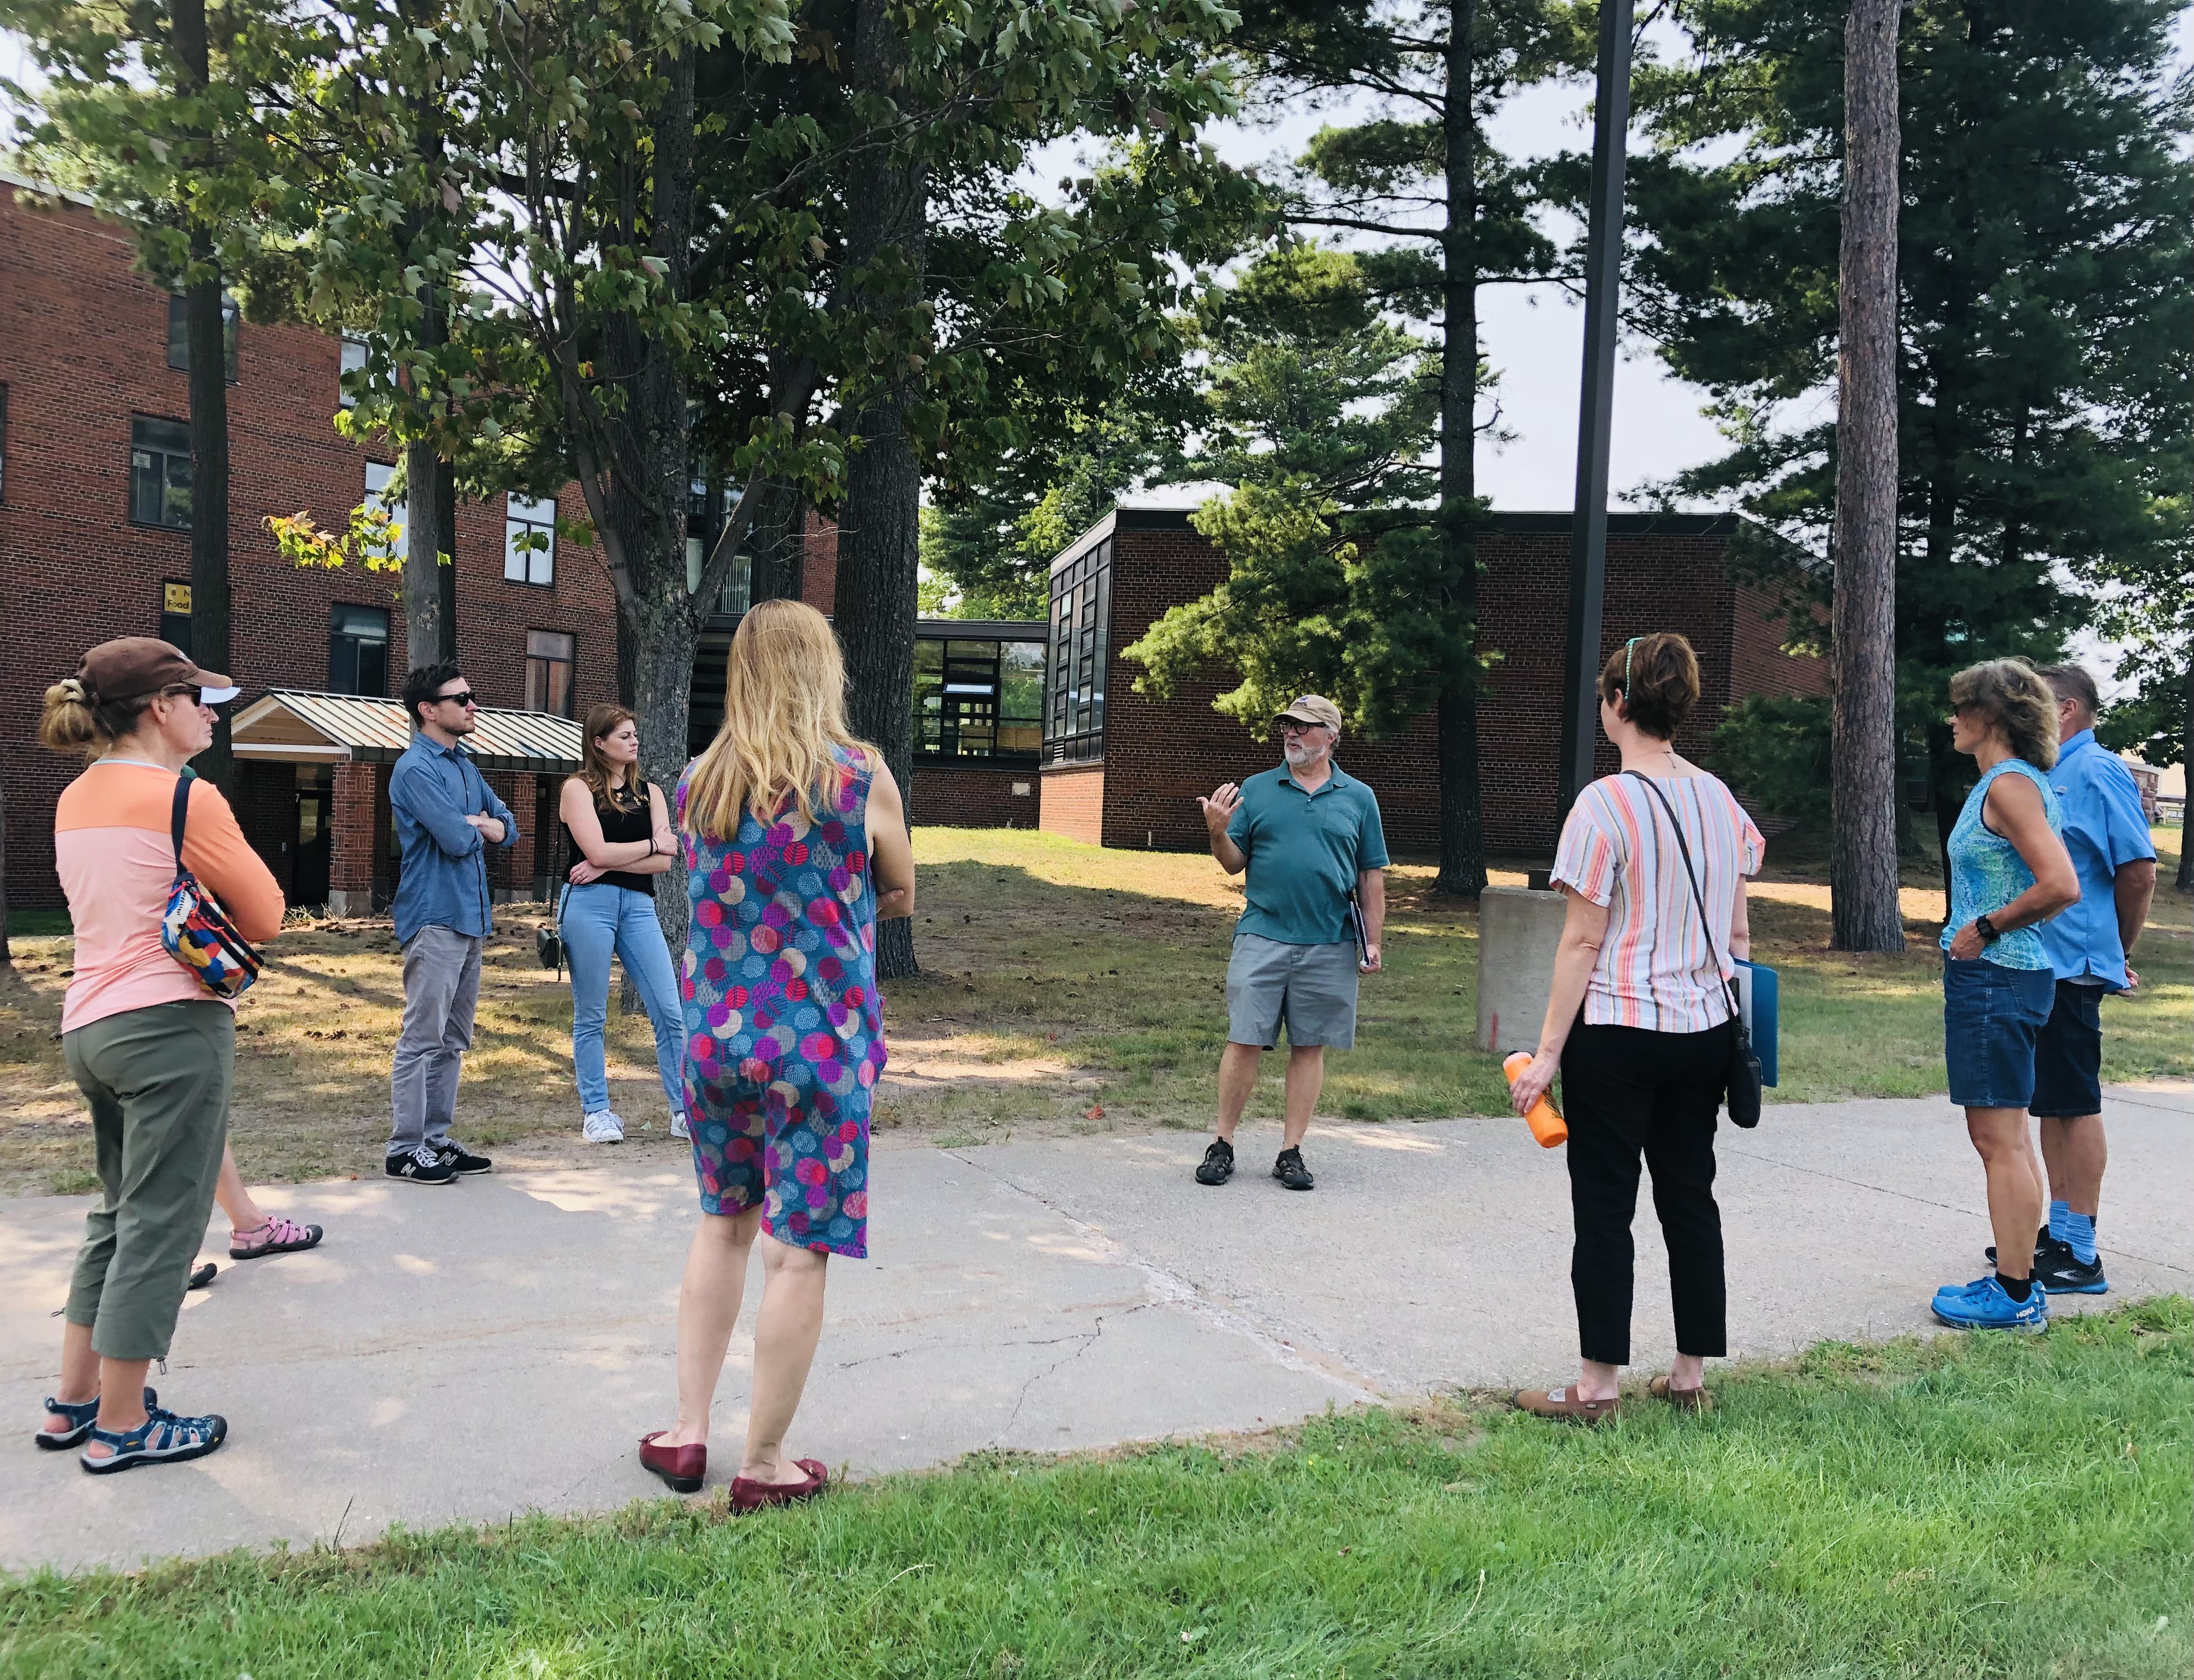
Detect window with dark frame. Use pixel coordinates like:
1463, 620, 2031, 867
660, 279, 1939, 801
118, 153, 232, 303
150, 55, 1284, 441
160, 582, 193, 656
338, 334, 368, 409
504, 494, 556, 586
523, 628, 575, 717
912, 636, 1045, 763
329, 603, 391, 696
130, 416, 193, 529
1044, 538, 1109, 763
165, 292, 240, 381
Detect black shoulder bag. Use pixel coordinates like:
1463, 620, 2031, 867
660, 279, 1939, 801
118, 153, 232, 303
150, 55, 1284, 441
1623, 770, 1762, 1128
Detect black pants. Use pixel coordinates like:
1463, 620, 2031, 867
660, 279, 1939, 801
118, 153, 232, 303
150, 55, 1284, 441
1561, 1018, 1731, 1365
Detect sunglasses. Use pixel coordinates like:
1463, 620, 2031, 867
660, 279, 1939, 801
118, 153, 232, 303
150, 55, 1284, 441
434, 691, 479, 709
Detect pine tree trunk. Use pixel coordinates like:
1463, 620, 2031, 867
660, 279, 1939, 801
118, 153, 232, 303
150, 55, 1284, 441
172, 0, 232, 794
183, 254, 234, 794
403, 432, 443, 672
436, 457, 459, 662
1433, 0, 1487, 899
1829, 0, 1905, 952
836, 0, 928, 981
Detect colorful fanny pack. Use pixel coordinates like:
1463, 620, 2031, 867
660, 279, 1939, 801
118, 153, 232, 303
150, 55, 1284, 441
160, 770, 262, 999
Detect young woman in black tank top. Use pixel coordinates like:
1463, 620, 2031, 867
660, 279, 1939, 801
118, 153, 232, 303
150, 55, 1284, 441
557, 705, 688, 1146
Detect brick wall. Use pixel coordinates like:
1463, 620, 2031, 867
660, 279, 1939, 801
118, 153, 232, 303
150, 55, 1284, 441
330, 760, 377, 913
908, 761, 1040, 830
1084, 513, 1827, 858
1, 182, 615, 908
1038, 762, 1105, 845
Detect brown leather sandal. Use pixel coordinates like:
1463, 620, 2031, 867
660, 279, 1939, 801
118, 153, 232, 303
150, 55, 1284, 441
1512, 1387, 1623, 1425
1647, 1376, 1711, 1413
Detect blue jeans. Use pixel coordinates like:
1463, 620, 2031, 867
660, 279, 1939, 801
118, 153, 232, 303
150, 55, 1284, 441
562, 883, 684, 1118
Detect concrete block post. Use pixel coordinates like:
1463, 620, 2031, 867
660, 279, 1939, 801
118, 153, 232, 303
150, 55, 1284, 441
1476, 886, 1569, 1055
329, 760, 378, 919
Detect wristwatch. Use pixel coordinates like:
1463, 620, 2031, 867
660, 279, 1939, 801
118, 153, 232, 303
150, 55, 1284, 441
1974, 914, 2002, 944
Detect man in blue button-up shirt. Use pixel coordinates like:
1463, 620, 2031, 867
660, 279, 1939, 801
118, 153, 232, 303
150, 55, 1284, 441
383, 662, 519, 1185
2016, 665, 2158, 1295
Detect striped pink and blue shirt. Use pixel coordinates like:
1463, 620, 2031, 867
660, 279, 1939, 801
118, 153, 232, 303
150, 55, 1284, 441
1551, 771, 1765, 1034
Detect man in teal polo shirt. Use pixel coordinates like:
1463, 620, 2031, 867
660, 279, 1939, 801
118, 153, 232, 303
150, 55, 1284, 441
1194, 695, 1388, 1192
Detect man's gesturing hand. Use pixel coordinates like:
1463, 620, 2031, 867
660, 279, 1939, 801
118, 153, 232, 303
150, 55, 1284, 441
1199, 782, 1241, 833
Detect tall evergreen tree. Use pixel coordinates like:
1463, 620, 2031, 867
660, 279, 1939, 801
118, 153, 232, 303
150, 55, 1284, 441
1625, 0, 2192, 892
1223, 0, 1588, 895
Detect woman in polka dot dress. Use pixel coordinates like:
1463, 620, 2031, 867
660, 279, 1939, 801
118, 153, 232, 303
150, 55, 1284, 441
639, 601, 915, 1508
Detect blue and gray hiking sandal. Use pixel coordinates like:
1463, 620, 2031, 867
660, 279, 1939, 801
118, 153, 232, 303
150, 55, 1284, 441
79, 1404, 228, 1474
1931, 1274, 2048, 1331
36, 1387, 157, 1451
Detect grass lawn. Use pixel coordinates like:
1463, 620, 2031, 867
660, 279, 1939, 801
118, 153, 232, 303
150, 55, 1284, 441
2, 1298, 2187, 1678
1, 826, 2186, 1194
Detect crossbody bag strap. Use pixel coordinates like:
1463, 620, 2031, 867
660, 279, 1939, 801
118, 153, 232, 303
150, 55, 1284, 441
1623, 770, 1741, 1021
168, 769, 195, 879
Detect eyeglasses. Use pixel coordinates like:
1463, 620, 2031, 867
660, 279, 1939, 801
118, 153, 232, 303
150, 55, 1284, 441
435, 691, 479, 710
1277, 721, 1319, 736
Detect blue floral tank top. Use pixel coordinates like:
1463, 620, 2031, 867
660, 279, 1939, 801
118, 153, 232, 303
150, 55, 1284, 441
1939, 758, 2063, 971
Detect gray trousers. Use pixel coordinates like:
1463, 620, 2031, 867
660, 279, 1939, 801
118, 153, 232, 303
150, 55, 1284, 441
65, 1000, 232, 1361
388, 924, 483, 1155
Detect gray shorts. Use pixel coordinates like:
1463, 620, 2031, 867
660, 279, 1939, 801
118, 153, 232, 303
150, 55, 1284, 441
1227, 933, 1360, 1050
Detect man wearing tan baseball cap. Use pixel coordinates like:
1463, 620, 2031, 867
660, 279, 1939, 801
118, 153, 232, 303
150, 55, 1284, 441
1195, 694, 1388, 1191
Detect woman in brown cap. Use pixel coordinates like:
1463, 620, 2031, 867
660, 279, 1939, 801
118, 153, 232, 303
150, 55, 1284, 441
32, 638, 285, 1473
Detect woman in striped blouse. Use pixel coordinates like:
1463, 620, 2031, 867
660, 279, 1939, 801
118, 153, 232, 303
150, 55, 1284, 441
1510, 632, 1764, 1423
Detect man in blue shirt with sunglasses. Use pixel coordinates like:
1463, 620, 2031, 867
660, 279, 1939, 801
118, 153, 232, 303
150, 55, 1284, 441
2002, 665, 2158, 1295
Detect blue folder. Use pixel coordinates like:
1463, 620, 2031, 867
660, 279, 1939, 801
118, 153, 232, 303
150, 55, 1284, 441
1734, 960, 1779, 1087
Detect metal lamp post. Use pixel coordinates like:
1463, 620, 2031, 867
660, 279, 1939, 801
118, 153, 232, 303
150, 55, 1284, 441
1555, 0, 1636, 819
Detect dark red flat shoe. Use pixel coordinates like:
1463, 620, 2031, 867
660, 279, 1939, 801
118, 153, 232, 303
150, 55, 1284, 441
729, 1460, 827, 1512
639, 1431, 706, 1494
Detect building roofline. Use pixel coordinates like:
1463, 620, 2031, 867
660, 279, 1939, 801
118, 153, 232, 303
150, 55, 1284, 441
0, 168, 100, 210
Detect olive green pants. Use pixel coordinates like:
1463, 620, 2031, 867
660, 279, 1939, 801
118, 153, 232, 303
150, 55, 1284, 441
63, 1000, 232, 1361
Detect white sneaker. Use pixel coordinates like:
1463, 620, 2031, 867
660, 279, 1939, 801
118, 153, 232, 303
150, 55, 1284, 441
582, 1109, 625, 1144
669, 1110, 691, 1141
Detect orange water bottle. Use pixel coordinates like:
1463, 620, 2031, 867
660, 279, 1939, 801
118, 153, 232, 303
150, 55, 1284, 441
1504, 1051, 1568, 1148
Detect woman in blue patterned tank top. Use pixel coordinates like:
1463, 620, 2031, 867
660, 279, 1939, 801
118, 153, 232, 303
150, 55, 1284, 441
638, 602, 916, 1508
1932, 660, 2078, 1332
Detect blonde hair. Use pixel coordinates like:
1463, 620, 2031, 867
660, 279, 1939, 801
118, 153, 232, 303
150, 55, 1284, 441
1949, 658, 2060, 771
682, 600, 874, 837
577, 703, 642, 811
39, 675, 155, 758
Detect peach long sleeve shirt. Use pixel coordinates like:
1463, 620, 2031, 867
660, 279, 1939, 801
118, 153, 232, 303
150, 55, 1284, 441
54, 760, 285, 1034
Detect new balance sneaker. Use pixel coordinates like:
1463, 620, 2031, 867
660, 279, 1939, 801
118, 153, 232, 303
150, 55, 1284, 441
1932, 1274, 2048, 1331
1272, 1146, 1315, 1192
1194, 1137, 1235, 1186
385, 1144, 456, 1185
582, 1110, 626, 1144
2035, 1246, 2108, 1295
435, 1140, 493, 1175
669, 1110, 691, 1142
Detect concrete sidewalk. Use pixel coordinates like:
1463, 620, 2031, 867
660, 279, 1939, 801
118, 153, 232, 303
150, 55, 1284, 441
3, 1083, 2188, 1574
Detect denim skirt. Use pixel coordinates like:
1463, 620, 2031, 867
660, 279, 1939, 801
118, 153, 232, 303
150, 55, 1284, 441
1942, 958, 2056, 1109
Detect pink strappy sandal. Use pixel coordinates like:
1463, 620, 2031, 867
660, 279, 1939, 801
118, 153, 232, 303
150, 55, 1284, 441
229, 1215, 323, 1260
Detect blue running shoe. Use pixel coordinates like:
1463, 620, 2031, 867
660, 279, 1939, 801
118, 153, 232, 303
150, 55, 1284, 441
1932, 1274, 2048, 1331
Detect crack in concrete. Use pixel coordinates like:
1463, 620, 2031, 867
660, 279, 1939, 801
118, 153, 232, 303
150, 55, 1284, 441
942, 1148, 1390, 1403
989, 1301, 1148, 1447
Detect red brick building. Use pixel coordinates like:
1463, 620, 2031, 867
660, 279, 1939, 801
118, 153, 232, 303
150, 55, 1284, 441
1037, 495, 1827, 857
0, 172, 646, 910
